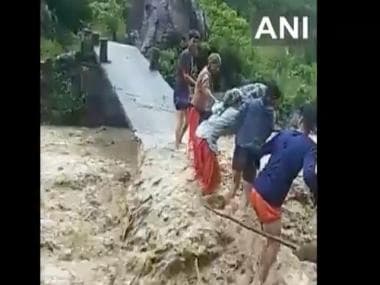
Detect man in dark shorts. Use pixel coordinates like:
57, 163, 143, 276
174, 30, 200, 149
225, 81, 281, 204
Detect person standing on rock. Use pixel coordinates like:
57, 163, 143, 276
173, 30, 200, 149
225, 81, 281, 205
242, 103, 317, 285
188, 53, 222, 156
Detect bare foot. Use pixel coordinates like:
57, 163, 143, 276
224, 201, 239, 216
175, 142, 187, 152
223, 191, 234, 205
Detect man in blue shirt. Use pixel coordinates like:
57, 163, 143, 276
245, 103, 317, 285
226, 81, 281, 203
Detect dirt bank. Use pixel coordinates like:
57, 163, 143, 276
41, 126, 140, 285
41, 127, 316, 285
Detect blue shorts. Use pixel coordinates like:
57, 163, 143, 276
232, 145, 261, 182
173, 87, 190, 111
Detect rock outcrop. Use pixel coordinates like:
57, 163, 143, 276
127, 0, 208, 55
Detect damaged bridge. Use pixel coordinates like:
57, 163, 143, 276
94, 41, 176, 148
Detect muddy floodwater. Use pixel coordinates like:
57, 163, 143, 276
41, 126, 316, 285
41, 40, 316, 285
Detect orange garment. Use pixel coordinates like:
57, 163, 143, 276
250, 188, 281, 224
187, 106, 200, 162
193, 137, 221, 195
188, 66, 219, 193
188, 66, 211, 172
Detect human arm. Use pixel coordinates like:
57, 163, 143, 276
303, 145, 317, 205
184, 73, 196, 86
259, 132, 280, 158
179, 53, 196, 86
200, 74, 214, 100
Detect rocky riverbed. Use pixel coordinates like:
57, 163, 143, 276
41, 126, 316, 285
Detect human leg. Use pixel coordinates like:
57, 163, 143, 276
242, 171, 256, 207
175, 110, 185, 149
258, 219, 281, 284
225, 145, 247, 202
179, 108, 189, 144
249, 189, 282, 285
241, 153, 259, 207
173, 87, 190, 149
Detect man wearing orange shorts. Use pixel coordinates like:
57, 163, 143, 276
244, 103, 317, 284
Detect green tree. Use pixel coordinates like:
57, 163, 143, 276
46, 0, 92, 32
89, 0, 124, 41
198, 0, 317, 121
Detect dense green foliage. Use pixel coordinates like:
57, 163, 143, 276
158, 49, 177, 87
41, 62, 86, 124
48, 72, 85, 119
89, 0, 128, 41
224, 0, 316, 21
40, 38, 64, 60
45, 0, 92, 32
41, 0, 83, 59
41, 0, 316, 124
198, 0, 317, 119
41, 0, 129, 123
41, 0, 128, 51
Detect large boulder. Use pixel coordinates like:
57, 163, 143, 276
264, 247, 317, 285
127, 0, 208, 55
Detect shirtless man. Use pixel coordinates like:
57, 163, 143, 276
188, 53, 221, 153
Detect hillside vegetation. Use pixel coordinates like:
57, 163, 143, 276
41, 0, 316, 121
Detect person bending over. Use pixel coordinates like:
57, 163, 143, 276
237, 103, 317, 285
226, 81, 281, 205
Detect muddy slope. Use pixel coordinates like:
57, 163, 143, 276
41, 127, 316, 285
41, 126, 140, 285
